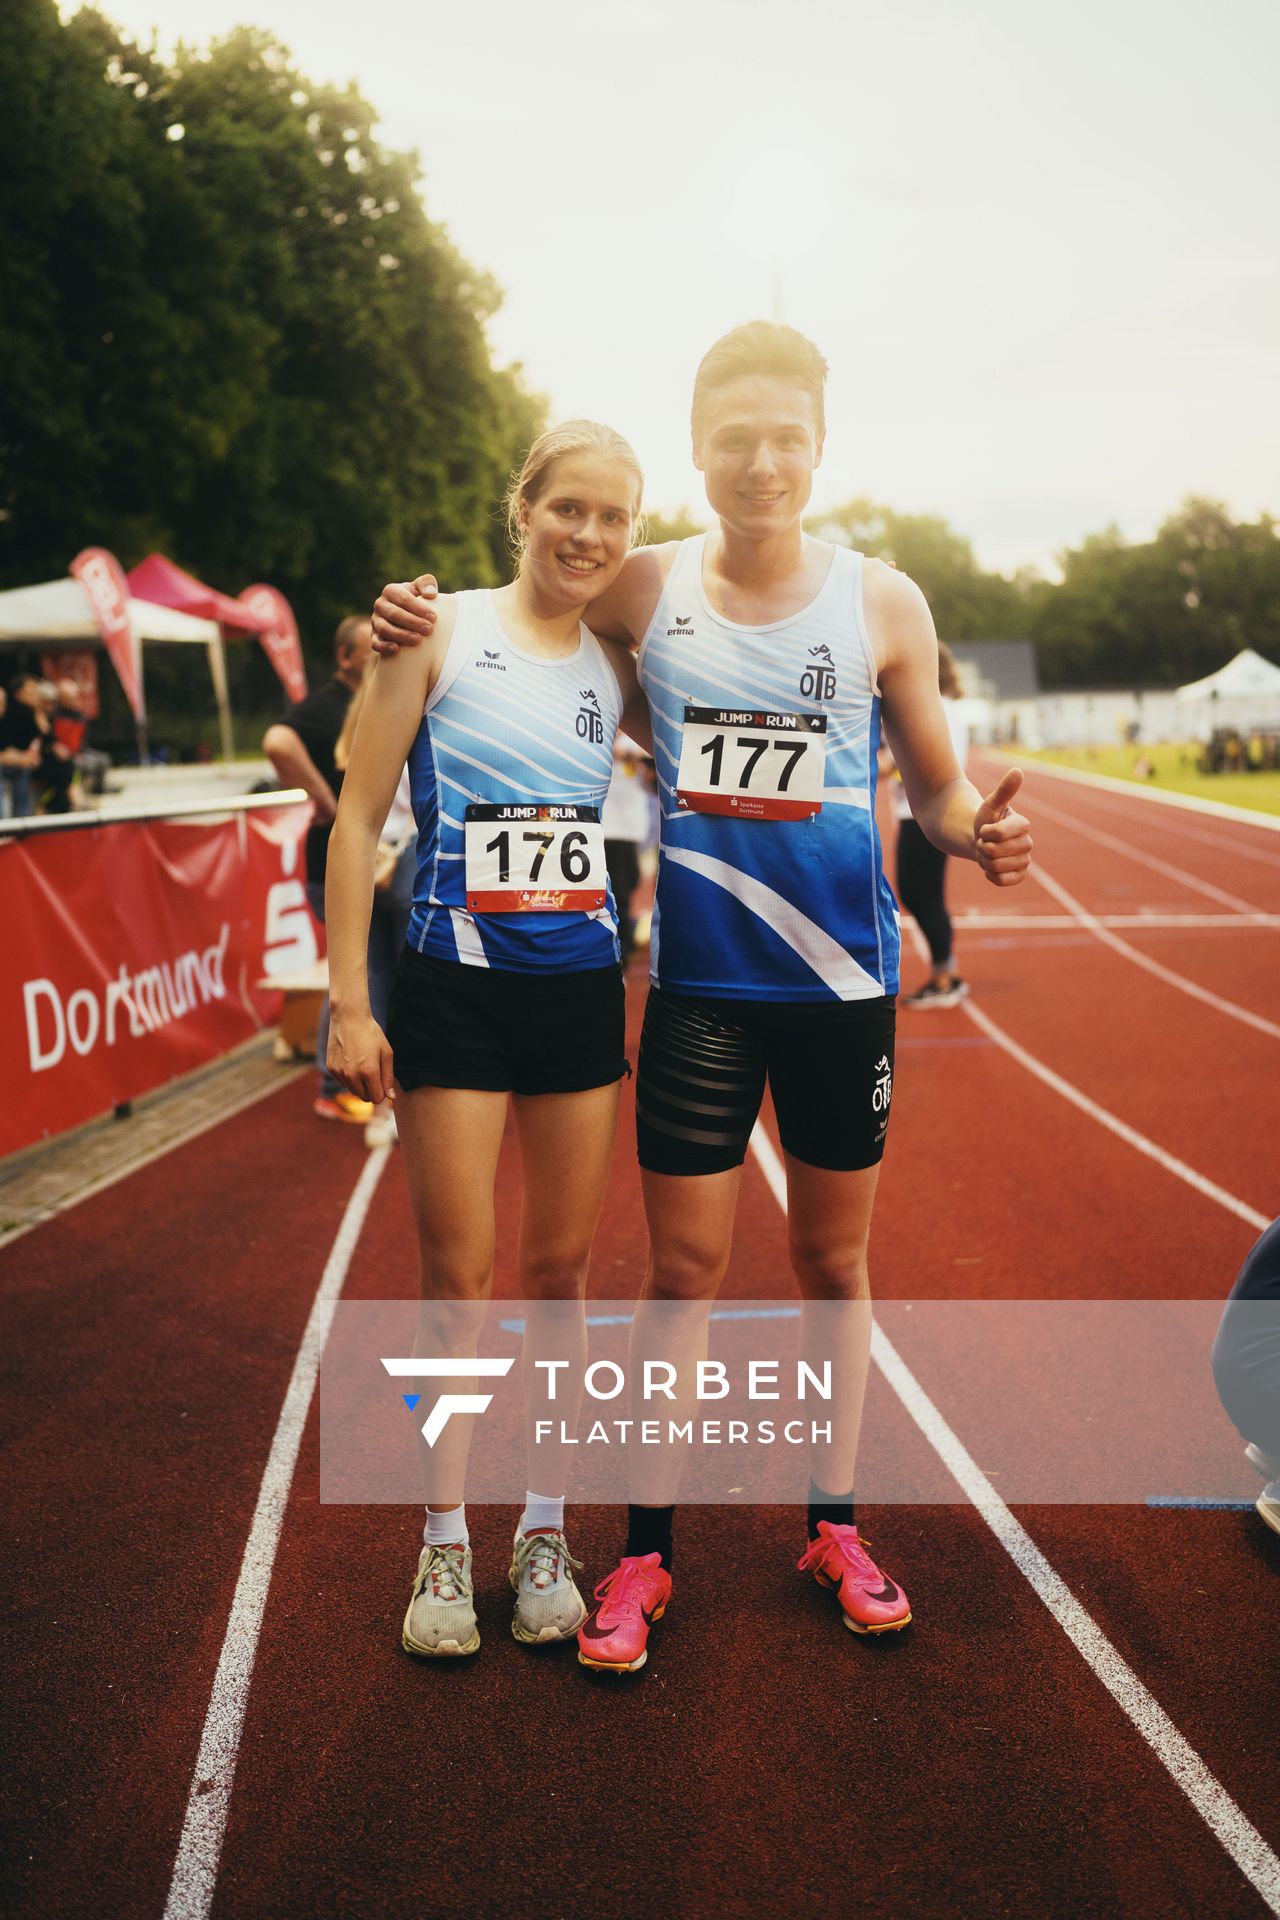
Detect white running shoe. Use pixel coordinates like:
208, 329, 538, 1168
903, 978, 970, 1010
509, 1527, 587, 1645
402, 1543, 480, 1657
1258, 1479, 1280, 1539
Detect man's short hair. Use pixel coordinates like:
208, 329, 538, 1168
334, 615, 369, 661
691, 322, 829, 439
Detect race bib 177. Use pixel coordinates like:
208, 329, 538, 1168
675, 708, 826, 820
464, 804, 607, 912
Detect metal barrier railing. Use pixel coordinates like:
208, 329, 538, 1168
0, 789, 309, 838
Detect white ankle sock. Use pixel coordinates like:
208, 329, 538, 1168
519, 1490, 565, 1535
424, 1504, 468, 1547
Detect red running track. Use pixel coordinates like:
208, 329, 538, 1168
2, 763, 1278, 1919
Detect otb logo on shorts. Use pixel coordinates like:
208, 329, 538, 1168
800, 643, 837, 702
381, 1357, 515, 1445
872, 1053, 892, 1114
576, 687, 605, 743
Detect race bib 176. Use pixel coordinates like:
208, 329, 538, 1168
464, 804, 607, 912
675, 708, 826, 820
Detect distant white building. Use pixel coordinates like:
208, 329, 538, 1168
947, 641, 1280, 747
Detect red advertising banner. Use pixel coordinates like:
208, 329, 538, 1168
1, 805, 315, 1158
70, 547, 144, 721
41, 650, 100, 720
238, 584, 308, 705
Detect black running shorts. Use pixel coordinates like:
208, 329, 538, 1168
636, 985, 896, 1176
387, 947, 627, 1096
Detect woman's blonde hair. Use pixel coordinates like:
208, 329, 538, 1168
504, 420, 644, 560
937, 640, 962, 700
333, 660, 373, 772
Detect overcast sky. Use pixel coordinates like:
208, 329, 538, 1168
63, 0, 1280, 574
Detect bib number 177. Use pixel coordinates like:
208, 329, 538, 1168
675, 708, 826, 820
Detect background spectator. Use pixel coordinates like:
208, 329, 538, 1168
0, 675, 45, 820
262, 616, 373, 1124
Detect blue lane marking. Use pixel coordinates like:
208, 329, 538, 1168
401, 1394, 421, 1412
498, 1306, 803, 1334
1145, 1497, 1257, 1510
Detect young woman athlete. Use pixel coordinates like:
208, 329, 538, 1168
326, 421, 650, 1658
373, 323, 1033, 1674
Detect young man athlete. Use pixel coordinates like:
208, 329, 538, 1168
372, 323, 1033, 1671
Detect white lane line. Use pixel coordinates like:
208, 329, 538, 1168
959, 997, 1269, 1231
1025, 793, 1267, 916
1163, 817, 1280, 872
997, 756, 1280, 832
747, 1124, 1280, 1917
1029, 860, 1280, 1042
900, 916, 1269, 1230
949, 914, 1280, 929
162, 1147, 391, 1920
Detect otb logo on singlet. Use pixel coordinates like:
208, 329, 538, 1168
800, 644, 837, 702
872, 1053, 892, 1115
475, 648, 505, 672
576, 688, 605, 743
666, 614, 694, 638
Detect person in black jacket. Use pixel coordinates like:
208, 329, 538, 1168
1211, 1217, 1280, 1536
262, 616, 373, 1123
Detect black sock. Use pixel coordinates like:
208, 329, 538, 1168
808, 1483, 855, 1543
625, 1503, 674, 1570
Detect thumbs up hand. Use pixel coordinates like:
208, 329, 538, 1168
973, 768, 1032, 887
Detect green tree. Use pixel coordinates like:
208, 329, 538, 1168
0, 4, 543, 675
808, 499, 1030, 641
643, 504, 707, 545
1029, 501, 1280, 689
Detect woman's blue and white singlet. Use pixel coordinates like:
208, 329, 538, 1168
405, 590, 624, 972
638, 535, 900, 1002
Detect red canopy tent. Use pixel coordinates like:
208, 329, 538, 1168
127, 553, 262, 632
127, 554, 308, 722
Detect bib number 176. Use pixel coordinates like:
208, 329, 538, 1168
464, 803, 606, 912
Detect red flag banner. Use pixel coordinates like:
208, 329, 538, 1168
42, 651, 100, 720
0, 804, 314, 1157
238, 584, 307, 704
70, 547, 144, 721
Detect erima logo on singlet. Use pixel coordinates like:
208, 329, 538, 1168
475, 648, 505, 672
576, 687, 605, 743
666, 614, 694, 637
800, 644, 837, 702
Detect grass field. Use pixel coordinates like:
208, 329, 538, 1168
1018, 741, 1280, 816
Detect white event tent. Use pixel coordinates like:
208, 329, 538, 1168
1175, 647, 1280, 738
0, 575, 233, 757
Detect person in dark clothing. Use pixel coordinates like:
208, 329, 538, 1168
886, 641, 973, 1008
263, 615, 373, 1121
0, 675, 43, 819
38, 679, 85, 814
1211, 1216, 1280, 1536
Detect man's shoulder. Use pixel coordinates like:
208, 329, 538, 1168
283, 677, 347, 730
587, 543, 680, 646
622, 541, 681, 604
861, 555, 930, 621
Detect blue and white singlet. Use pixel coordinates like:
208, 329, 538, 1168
638, 535, 900, 1002
406, 590, 624, 971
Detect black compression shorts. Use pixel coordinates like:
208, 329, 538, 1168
635, 985, 896, 1177
388, 947, 627, 1096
